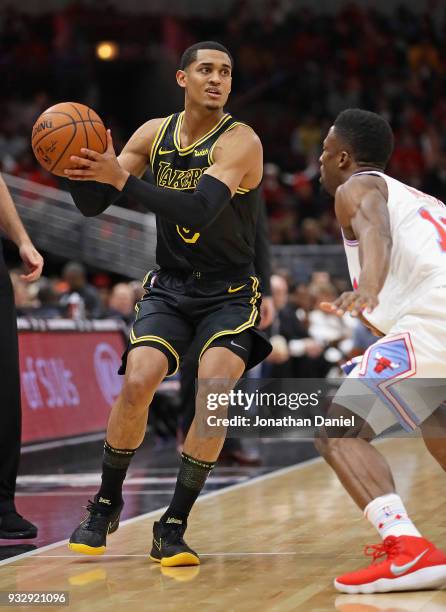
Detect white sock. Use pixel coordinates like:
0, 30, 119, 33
364, 493, 422, 539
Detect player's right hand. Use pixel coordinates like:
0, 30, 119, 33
65, 130, 129, 190
320, 288, 379, 318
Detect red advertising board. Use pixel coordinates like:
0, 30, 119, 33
18, 321, 126, 444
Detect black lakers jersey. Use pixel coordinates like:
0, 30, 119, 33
150, 111, 261, 274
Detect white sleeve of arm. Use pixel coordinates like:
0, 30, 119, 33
288, 339, 308, 357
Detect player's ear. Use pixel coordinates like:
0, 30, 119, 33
176, 70, 187, 89
339, 150, 350, 168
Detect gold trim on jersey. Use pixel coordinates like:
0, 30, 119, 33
206, 120, 247, 165
227, 121, 247, 129
207, 140, 217, 166
207, 121, 248, 165
173, 111, 233, 156
141, 270, 151, 288
207, 121, 252, 195
198, 276, 261, 362
129, 328, 180, 377
150, 115, 174, 171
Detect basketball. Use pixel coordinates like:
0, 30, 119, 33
31, 102, 107, 177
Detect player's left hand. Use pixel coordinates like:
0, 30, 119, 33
258, 296, 275, 329
65, 130, 129, 190
320, 288, 378, 318
19, 242, 44, 282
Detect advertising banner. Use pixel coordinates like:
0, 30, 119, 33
18, 322, 126, 443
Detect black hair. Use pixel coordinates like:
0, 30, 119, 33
180, 41, 233, 70
63, 261, 85, 276
333, 108, 394, 169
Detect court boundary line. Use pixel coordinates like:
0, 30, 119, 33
22, 435, 316, 454
17, 474, 247, 485
31, 552, 299, 558
0, 454, 322, 567
21, 432, 106, 454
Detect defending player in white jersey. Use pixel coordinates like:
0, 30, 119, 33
315, 108, 446, 594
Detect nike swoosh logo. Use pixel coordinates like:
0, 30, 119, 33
228, 284, 246, 293
230, 340, 247, 351
390, 549, 429, 576
153, 537, 161, 551
158, 148, 175, 155
107, 517, 118, 534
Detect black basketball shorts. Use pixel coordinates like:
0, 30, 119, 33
120, 268, 272, 376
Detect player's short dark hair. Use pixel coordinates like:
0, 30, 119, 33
334, 108, 394, 169
180, 41, 233, 70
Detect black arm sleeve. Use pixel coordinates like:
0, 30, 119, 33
122, 174, 231, 230
254, 196, 272, 295
64, 180, 124, 217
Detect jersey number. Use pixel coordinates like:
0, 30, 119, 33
176, 226, 200, 244
419, 207, 446, 252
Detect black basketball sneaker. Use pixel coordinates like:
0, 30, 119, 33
68, 498, 123, 555
149, 520, 200, 567
0, 511, 37, 539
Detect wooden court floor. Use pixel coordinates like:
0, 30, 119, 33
0, 438, 445, 611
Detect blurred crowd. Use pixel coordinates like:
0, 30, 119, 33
11, 258, 375, 380
10, 261, 143, 325
264, 269, 375, 379
1, 2, 446, 245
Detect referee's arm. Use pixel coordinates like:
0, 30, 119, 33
0, 175, 43, 281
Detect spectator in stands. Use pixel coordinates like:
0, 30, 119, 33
31, 277, 63, 319
11, 151, 57, 189
129, 280, 145, 303
308, 282, 349, 347
291, 282, 313, 328
299, 218, 330, 246
92, 272, 113, 315
266, 274, 323, 378
0, 121, 27, 172
291, 173, 319, 222
105, 282, 135, 326
389, 132, 425, 186
59, 261, 103, 319
308, 282, 354, 375
262, 163, 296, 244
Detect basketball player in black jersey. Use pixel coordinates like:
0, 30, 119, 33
65, 41, 273, 565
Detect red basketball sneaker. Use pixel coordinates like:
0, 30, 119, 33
335, 535, 446, 594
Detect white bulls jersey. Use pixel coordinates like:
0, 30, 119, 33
343, 171, 446, 334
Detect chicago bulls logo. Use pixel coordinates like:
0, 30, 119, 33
373, 351, 400, 373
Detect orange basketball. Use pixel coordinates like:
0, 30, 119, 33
31, 102, 107, 177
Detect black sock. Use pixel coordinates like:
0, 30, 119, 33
96, 441, 136, 511
160, 453, 215, 525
